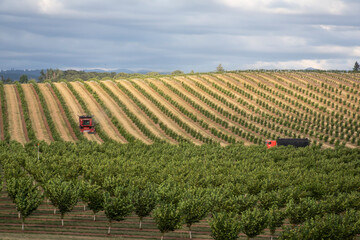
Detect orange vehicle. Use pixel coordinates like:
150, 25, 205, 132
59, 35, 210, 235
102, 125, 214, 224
266, 138, 310, 149
79, 115, 95, 134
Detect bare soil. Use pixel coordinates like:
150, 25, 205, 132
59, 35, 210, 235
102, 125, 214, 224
53, 82, 101, 143
70, 82, 127, 143
38, 83, 75, 142
88, 81, 152, 144
138, 79, 219, 144
4, 85, 27, 144
103, 80, 176, 144
118, 80, 200, 144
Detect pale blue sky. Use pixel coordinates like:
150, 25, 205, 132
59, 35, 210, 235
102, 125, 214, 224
1, 0, 359, 72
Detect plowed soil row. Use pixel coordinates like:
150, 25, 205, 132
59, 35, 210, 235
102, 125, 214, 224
87, 81, 152, 144
118, 80, 200, 144
103, 81, 176, 144
54, 82, 101, 143
4, 85, 27, 144
151, 79, 238, 144
143, 79, 227, 145
38, 83, 75, 142
22, 84, 52, 143
70, 82, 126, 143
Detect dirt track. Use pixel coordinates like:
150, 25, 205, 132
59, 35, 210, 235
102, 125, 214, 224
87, 81, 152, 144
70, 82, 127, 143
4, 85, 27, 144
38, 84, 75, 142
53, 82, 101, 143
118, 80, 201, 144
22, 84, 52, 143
103, 81, 176, 144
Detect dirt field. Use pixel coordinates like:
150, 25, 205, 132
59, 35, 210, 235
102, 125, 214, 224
4, 85, 27, 144
38, 83, 75, 142
103, 80, 176, 144
53, 82, 101, 143
87, 81, 152, 144
70, 82, 127, 143
118, 80, 201, 145
22, 84, 52, 143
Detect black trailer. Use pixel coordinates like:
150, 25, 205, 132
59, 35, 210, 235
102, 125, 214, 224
276, 138, 310, 148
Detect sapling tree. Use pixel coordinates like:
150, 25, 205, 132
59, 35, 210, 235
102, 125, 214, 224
179, 187, 210, 239
267, 207, 286, 240
132, 183, 157, 229
14, 177, 43, 230
103, 186, 134, 234
209, 211, 241, 240
152, 202, 183, 240
81, 180, 104, 221
44, 178, 79, 226
240, 207, 268, 239
285, 197, 320, 226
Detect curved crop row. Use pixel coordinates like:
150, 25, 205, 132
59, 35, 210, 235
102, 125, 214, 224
0, 82, 10, 141
15, 82, 36, 141
97, 80, 163, 143
31, 81, 61, 141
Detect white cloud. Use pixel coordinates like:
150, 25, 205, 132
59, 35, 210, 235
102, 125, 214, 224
218, 0, 347, 15
244, 59, 355, 70
38, 0, 64, 14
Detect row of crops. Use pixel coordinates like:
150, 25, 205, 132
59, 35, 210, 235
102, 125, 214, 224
1, 72, 359, 146
0, 140, 360, 239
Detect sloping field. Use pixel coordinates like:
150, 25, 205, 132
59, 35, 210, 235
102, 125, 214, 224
38, 83, 75, 142
4, 85, 28, 144
22, 84, 52, 143
54, 82, 101, 143
1, 72, 359, 147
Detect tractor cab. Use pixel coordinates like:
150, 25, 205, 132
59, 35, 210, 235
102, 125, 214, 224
266, 140, 277, 149
79, 115, 95, 134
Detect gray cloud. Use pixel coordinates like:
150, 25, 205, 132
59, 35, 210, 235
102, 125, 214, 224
0, 0, 359, 72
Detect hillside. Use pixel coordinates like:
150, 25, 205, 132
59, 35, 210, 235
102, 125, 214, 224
0, 71, 359, 148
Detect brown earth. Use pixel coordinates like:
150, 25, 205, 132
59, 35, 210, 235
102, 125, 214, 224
139, 79, 225, 145
118, 80, 201, 145
38, 83, 75, 142
22, 84, 52, 143
53, 82, 101, 143
103, 80, 177, 144
4, 85, 27, 144
70, 81, 127, 143
150, 79, 238, 144
87, 81, 152, 144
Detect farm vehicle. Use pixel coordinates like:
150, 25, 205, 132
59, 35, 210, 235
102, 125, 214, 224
266, 138, 310, 149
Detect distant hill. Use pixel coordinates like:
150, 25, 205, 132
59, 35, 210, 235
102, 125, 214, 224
0, 69, 41, 81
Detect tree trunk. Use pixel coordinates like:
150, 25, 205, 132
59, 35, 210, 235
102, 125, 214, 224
94, 214, 96, 221
84, 204, 86, 211
139, 217, 143, 230
22, 218, 25, 231
161, 232, 164, 240
108, 220, 112, 235
188, 225, 192, 239
61, 214, 64, 227
54, 208, 56, 214
18, 212, 21, 219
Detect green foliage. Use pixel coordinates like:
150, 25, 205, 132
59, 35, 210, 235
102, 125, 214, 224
285, 197, 320, 225
132, 183, 157, 229
353, 61, 359, 72
171, 70, 184, 75
279, 210, 360, 240
44, 178, 79, 226
240, 207, 268, 239
80, 180, 104, 220
103, 186, 134, 234
152, 202, 183, 236
19, 74, 28, 83
209, 212, 241, 240
267, 206, 286, 236
216, 64, 224, 72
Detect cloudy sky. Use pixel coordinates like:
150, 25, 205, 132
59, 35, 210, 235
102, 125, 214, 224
1, 0, 360, 72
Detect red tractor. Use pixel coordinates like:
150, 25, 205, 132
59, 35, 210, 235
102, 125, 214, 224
79, 115, 95, 134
